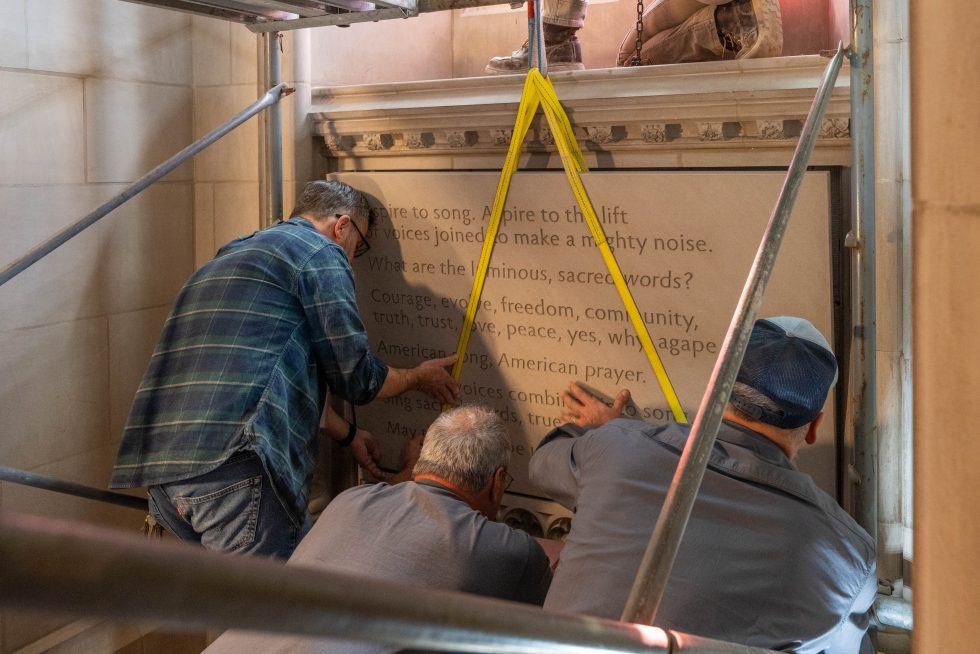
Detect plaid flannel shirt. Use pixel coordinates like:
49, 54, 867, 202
110, 218, 388, 519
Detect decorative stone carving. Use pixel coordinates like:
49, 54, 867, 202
698, 122, 723, 141
640, 123, 667, 143
820, 117, 850, 139
491, 129, 512, 146
757, 119, 784, 140
364, 133, 387, 151
310, 57, 852, 166
404, 132, 429, 149
586, 125, 614, 145
446, 130, 468, 148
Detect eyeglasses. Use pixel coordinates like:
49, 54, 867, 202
338, 214, 371, 258
502, 469, 514, 492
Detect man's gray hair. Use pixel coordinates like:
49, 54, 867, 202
290, 180, 372, 227
728, 382, 808, 440
413, 406, 511, 494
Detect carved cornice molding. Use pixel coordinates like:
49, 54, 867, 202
311, 55, 851, 169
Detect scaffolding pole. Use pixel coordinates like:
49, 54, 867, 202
0, 84, 291, 289
850, 0, 878, 542
619, 44, 847, 627
0, 512, 778, 654
0, 466, 147, 512
260, 32, 285, 227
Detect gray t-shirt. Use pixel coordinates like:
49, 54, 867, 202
530, 419, 876, 654
204, 480, 552, 653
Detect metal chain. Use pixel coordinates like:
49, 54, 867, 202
630, 0, 644, 65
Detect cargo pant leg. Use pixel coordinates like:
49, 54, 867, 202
617, 3, 725, 66
543, 0, 588, 28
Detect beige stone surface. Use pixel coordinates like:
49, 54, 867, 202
213, 182, 260, 245
192, 15, 232, 87
0, 0, 27, 68
874, 178, 904, 355
98, 184, 194, 316
0, 183, 193, 331
230, 24, 259, 86
0, 71, 84, 185
26, 0, 190, 83
195, 182, 217, 265
336, 170, 837, 495
193, 85, 260, 182
0, 317, 109, 471
84, 78, 193, 183
309, 12, 453, 86
108, 306, 171, 445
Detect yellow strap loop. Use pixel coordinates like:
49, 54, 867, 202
448, 70, 687, 424
448, 75, 540, 386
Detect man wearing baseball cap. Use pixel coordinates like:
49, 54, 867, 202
530, 316, 876, 653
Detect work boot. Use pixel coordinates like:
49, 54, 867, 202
715, 0, 782, 59
485, 24, 584, 75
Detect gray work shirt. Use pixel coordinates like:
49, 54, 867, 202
529, 419, 876, 654
204, 480, 552, 653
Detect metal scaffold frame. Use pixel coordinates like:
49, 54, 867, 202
0, 0, 903, 649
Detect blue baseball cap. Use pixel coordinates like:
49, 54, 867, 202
732, 316, 838, 429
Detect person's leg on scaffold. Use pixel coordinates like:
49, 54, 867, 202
485, 0, 588, 74
616, 0, 781, 67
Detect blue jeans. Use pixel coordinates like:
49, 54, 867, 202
147, 451, 307, 559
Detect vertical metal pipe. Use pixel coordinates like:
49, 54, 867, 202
535, 0, 548, 77
619, 46, 846, 626
262, 31, 285, 227
850, 0, 878, 541
0, 84, 289, 289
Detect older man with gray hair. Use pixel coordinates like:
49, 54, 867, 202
204, 405, 552, 654
531, 316, 876, 653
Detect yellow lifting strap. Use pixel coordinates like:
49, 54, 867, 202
448, 69, 688, 424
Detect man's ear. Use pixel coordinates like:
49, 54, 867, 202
332, 213, 351, 239
805, 411, 825, 445
489, 467, 507, 506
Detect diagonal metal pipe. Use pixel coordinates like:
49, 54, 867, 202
0, 512, 779, 654
619, 44, 847, 626
0, 83, 292, 289
0, 465, 148, 512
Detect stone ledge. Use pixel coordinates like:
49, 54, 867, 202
310, 55, 851, 169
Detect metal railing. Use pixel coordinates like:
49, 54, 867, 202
0, 83, 292, 289
620, 44, 847, 626
0, 511, 777, 654
0, 465, 147, 512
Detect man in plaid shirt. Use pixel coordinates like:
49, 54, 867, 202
110, 180, 458, 558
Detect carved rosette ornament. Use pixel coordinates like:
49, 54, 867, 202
404, 132, 427, 149
446, 130, 467, 148
698, 122, 723, 141
586, 125, 614, 145
757, 120, 784, 140
539, 125, 554, 146
640, 123, 667, 143
491, 129, 512, 146
364, 133, 386, 151
323, 135, 342, 152
820, 117, 850, 139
